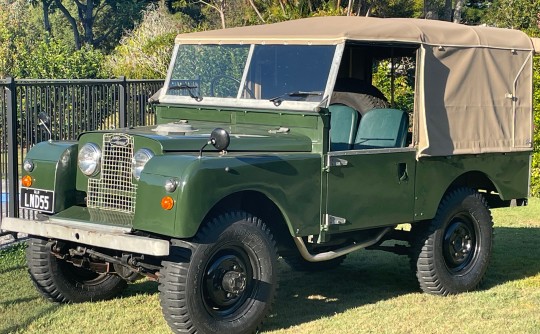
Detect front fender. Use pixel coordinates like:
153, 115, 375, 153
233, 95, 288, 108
134, 153, 322, 238
23, 141, 79, 212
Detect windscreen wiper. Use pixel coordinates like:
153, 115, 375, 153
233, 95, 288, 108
269, 91, 322, 106
168, 84, 203, 102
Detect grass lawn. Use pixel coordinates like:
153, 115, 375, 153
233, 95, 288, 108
1, 199, 540, 334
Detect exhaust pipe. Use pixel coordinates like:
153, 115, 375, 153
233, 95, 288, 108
293, 227, 392, 262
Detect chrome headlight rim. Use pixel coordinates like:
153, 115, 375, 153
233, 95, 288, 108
78, 143, 101, 177
23, 159, 34, 172
132, 148, 154, 180
164, 178, 179, 193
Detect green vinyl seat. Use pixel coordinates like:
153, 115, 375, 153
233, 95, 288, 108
329, 104, 359, 151
353, 108, 408, 149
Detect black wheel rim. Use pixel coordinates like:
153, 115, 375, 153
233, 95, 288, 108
58, 260, 110, 286
202, 245, 256, 318
443, 214, 479, 274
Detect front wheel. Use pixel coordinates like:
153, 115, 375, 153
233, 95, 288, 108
26, 238, 127, 303
410, 188, 493, 295
159, 212, 278, 334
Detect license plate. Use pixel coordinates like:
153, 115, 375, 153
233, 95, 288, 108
20, 188, 54, 213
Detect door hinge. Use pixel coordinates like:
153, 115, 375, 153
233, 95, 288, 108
323, 214, 347, 228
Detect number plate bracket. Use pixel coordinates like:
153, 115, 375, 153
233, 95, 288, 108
20, 188, 55, 213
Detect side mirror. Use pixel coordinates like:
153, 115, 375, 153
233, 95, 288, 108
209, 128, 230, 151
37, 112, 52, 142
199, 128, 230, 158
38, 112, 50, 126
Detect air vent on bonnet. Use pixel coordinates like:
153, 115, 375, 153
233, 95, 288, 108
152, 121, 199, 136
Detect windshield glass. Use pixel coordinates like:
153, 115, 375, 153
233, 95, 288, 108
241, 45, 335, 102
168, 45, 250, 98
166, 44, 336, 104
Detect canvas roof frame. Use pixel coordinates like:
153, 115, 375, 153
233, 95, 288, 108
170, 17, 536, 158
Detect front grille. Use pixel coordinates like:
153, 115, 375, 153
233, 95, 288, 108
87, 134, 137, 214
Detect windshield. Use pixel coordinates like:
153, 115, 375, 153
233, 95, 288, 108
165, 44, 336, 104
242, 45, 334, 102
168, 45, 250, 98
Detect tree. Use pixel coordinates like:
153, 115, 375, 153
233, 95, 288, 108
452, 0, 464, 22
103, 5, 194, 79
19, 39, 104, 79
532, 56, 540, 197
485, 0, 540, 31
0, 0, 40, 78
199, 0, 227, 28
352, 0, 419, 18
457, 0, 491, 24
34, 0, 146, 50
247, 0, 265, 22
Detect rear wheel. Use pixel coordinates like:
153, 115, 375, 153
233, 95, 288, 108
159, 211, 278, 334
26, 237, 127, 303
410, 188, 493, 295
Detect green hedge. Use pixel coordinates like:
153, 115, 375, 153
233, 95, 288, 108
531, 57, 540, 197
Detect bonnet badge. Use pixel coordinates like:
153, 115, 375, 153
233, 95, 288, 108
110, 135, 129, 147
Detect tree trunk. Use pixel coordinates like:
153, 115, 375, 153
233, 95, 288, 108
347, 0, 354, 16
453, 0, 464, 23
443, 0, 453, 21
54, 0, 81, 49
68, 0, 96, 46
247, 0, 265, 23
198, 0, 227, 29
78, 0, 95, 46
42, 0, 52, 35
357, 0, 368, 16
219, 0, 226, 29
424, 0, 439, 20
279, 0, 286, 16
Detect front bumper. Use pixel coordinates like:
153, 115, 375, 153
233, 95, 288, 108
1, 217, 170, 256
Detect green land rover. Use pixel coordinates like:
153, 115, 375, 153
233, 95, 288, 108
2, 16, 538, 334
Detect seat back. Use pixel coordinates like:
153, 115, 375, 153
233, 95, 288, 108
353, 108, 408, 149
329, 104, 359, 151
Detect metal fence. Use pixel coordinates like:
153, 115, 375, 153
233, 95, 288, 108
0, 77, 164, 230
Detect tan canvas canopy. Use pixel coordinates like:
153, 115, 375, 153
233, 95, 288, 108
175, 16, 533, 49
175, 17, 535, 157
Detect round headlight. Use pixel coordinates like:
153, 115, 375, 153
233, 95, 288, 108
23, 159, 34, 172
164, 178, 179, 193
132, 149, 154, 180
78, 143, 101, 176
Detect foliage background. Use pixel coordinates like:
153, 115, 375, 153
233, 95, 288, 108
0, 0, 540, 194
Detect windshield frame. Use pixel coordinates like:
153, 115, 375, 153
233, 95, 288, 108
159, 43, 344, 112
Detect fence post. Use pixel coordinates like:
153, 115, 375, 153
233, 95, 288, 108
118, 76, 127, 129
5, 77, 19, 218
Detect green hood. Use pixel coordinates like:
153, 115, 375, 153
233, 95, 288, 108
88, 122, 313, 153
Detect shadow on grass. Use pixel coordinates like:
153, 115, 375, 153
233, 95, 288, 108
263, 226, 540, 331
264, 250, 417, 331
483, 227, 540, 289
0, 296, 38, 308
0, 304, 61, 334
0, 265, 26, 275
123, 280, 159, 297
